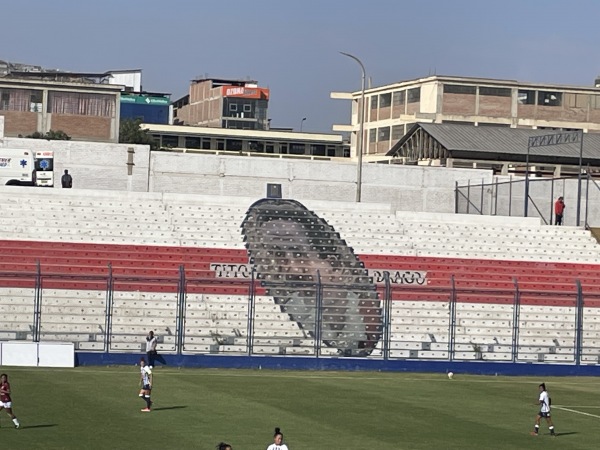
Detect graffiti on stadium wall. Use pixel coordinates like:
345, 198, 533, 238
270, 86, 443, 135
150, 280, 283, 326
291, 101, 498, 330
210, 263, 427, 285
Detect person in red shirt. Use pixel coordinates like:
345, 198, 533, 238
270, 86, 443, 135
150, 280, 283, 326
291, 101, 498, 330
0, 373, 20, 428
554, 197, 565, 226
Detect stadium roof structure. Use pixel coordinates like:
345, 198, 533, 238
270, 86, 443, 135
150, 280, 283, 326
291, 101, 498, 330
386, 123, 600, 166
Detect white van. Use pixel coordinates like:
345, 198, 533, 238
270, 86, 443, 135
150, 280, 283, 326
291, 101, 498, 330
0, 148, 35, 186
34, 150, 54, 187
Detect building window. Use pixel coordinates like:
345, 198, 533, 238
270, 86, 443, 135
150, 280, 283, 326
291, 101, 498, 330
243, 104, 252, 113
202, 138, 211, 150
404, 123, 416, 133
378, 127, 390, 141
289, 142, 306, 155
518, 90, 535, 105
567, 94, 588, 108
226, 139, 243, 151
185, 137, 201, 149
249, 141, 264, 152
0, 89, 43, 112
407, 88, 420, 103
369, 129, 377, 143
379, 93, 391, 108
443, 120, 472, 125
229, 104, 238, 111
479, 122, 510, 127
311, 144, 326, 156
443, 84, 476, 95
161, 135, 179, 148
48, 91, 115, 117
30, 90, 43, 112
591, 95, 600, 110
479, 87, 511, 97
393, 91, 405, 106
391, 125, 404, 140
0, 92, 9, 110
538, 91, 562, 107
370, 96, 378, 110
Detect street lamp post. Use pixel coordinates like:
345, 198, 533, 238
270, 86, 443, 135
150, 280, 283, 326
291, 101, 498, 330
340, 51, 366, 202
524, 142, 532, 217
576, 129, 584, 227
300, 117, 306, 132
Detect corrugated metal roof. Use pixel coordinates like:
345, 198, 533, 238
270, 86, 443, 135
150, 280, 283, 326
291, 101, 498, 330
142, 123, 344, 143
387, 123, 600, 162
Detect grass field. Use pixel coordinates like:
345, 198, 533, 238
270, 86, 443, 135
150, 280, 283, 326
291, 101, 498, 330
0, 365, 598, 449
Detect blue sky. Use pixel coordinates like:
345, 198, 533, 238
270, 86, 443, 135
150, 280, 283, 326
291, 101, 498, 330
2, 0, 599, 132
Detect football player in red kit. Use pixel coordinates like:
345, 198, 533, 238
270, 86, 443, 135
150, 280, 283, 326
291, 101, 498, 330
0, 374, 20, 428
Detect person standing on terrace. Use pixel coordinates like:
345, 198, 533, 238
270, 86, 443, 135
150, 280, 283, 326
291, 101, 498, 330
554, 196, 565, 225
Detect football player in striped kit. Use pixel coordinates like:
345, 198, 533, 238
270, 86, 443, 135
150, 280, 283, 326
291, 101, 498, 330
0, 373, 20, 428
139, 358, 153, 412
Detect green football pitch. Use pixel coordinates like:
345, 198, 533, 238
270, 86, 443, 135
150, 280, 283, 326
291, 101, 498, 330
0, 365, 598, 449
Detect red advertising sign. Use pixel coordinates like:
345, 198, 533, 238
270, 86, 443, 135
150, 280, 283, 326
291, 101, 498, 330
222, 86, 270, 99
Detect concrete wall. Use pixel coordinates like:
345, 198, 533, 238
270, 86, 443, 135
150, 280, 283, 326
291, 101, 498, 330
2, 131, 597, 223
1, 137, 150, 192
0, 132, 494, 214
148, 152, 492, 213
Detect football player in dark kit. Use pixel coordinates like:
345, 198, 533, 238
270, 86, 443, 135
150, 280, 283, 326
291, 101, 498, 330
0, 373, 20, 428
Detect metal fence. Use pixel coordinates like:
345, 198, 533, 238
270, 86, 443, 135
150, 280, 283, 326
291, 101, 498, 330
2, 266, 599, 364
455, 174, 600, 228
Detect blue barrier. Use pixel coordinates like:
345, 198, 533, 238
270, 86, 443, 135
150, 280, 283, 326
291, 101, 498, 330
75, 352, 600, 376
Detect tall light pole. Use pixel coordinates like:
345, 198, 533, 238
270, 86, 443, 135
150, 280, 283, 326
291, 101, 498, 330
340, 51, 366, 202
300, 117, 306, 132
524, 141, 532, 217
576, 129, 584, 227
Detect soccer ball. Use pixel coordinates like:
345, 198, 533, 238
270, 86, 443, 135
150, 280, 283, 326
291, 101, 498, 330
447, 371, 454, 379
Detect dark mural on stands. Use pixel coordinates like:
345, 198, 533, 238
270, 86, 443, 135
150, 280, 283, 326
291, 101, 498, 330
242, 198, 383, 356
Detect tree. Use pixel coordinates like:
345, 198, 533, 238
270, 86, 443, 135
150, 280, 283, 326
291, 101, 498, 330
119, 118, 159, 150
26, 130, 71, 140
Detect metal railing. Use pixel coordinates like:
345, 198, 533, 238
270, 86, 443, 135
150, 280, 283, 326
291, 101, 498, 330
1, 265, 598, 364
455, 176, 583, 226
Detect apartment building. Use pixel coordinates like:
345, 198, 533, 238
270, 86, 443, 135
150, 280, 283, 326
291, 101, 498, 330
173, 77, 269, 130
0, 65, 121, 142
332, 75, 600, 159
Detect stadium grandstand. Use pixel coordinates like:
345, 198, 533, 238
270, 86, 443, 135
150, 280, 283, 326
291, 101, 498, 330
1, 182, 600, 375
2, 106, 600, 374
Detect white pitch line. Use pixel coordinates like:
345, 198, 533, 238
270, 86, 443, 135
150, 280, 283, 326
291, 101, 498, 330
554, 406, 600, 419
5, 367, 600, 386
554, 405, 600, 409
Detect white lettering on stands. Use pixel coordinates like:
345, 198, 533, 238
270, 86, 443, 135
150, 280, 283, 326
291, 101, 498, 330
210, 263, 427, 285
367, 270, 427, 285
211, 263, 253, 278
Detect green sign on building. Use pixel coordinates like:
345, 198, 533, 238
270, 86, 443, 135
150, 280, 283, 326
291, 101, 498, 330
121, 94, 170, 105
